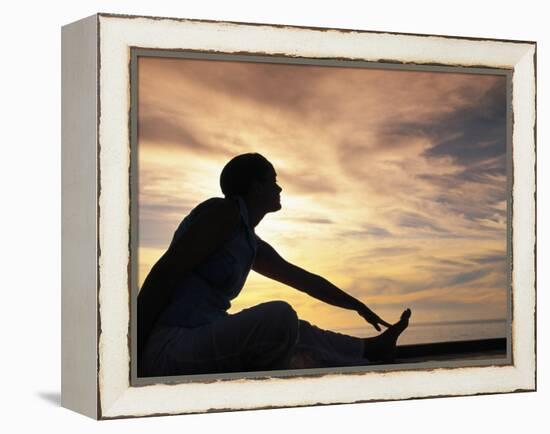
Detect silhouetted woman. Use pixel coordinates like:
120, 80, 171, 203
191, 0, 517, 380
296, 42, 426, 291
138, 153, 411, 377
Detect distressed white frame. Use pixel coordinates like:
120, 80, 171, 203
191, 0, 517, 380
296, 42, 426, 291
62, 13, 536, 420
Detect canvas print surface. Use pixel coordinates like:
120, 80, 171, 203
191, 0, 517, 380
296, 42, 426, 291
134, 53, 509, 379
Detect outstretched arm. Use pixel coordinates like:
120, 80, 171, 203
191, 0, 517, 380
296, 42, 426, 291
252, 237, 391, 331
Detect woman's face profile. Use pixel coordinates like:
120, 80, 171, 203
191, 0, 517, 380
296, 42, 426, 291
253, 167, 282, 213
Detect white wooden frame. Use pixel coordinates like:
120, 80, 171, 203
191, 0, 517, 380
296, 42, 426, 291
61, 13, 536, 420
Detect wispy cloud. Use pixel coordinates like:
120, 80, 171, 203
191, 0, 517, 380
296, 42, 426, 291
139, 113, 220, 154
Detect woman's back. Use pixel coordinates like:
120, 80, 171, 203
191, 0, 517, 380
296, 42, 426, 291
156, 196, 258, 327
137, 196, 245, 366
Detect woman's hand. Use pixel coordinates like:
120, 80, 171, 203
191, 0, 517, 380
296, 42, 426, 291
357, 306, 391, 331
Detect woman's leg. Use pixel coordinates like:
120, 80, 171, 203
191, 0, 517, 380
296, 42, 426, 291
289, 320, 365, 369
289, 308, 412, 369
145, 300, 300, 376
142, 303, 411, 376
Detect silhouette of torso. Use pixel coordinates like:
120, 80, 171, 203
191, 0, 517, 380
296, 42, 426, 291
156, 196, 258, 327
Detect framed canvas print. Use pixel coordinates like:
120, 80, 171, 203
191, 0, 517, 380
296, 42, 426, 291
61, 13, 536, 419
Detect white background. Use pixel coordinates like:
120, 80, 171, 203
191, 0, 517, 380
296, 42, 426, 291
1, 0, 546, 432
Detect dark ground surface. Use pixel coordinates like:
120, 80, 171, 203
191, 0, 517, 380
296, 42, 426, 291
394, 338, 507, 363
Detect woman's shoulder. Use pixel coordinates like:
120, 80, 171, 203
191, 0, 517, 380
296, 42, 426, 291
196, 196, 239, 212
190, 197, 240, 224
170, 197, 241, 248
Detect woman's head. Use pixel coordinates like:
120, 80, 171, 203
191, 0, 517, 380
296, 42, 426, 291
220, 153, 282, 212
220, 153, 274, 197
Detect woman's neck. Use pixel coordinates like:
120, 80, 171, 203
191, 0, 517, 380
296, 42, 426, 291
242, 197, 266, 229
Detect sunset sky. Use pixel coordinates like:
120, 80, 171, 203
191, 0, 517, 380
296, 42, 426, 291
137, 55, 508, 337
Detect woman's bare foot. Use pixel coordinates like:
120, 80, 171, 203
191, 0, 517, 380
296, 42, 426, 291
362, 308, 411, 363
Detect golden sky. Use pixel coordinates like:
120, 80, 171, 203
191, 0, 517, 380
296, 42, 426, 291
137, 55, 508, 337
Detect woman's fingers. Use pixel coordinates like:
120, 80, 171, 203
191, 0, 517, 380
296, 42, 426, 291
379, 319, 392, 328
359, 307, 391, 331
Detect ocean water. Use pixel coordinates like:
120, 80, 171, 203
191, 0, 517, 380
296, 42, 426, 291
342, 319, 508, 345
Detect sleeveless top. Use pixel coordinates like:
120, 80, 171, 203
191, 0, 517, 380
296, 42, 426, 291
156, 196, 258, 328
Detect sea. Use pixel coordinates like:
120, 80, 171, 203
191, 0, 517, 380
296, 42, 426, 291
341, 319, 508, 346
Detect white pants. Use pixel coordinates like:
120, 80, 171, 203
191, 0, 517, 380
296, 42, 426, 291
141, 300, 366, 377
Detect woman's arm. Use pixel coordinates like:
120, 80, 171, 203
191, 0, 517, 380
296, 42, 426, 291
137, 199, 240, 360
252, 237, 391, 331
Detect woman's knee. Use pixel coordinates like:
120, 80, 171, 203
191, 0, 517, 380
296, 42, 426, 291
262, 300, 299, 340
262, 300, 297, 322
237, 301, 299, 370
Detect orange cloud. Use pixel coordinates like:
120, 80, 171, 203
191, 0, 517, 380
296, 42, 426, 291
136, 55, 508, 337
